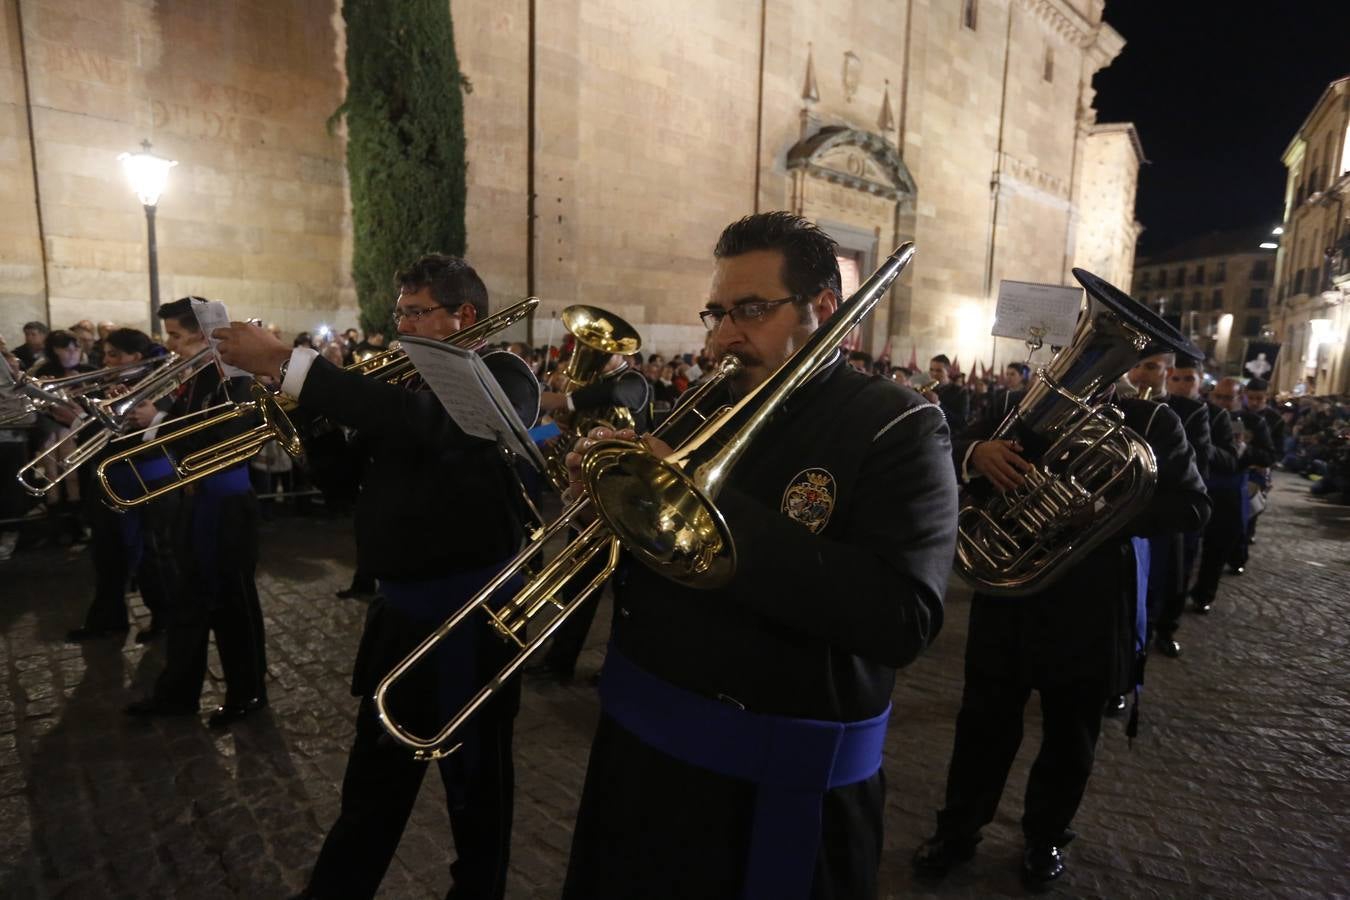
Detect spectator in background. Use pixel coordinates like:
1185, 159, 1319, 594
848, 350, 873, 373
321, 342, 346, 367
71, 322, 100, 367
14, 321, 48, 371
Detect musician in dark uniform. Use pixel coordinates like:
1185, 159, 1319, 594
1166, 359, 1238, 614
213, 255, 528, 900
560, 212, 959, 900
531, 356, 652, 683
123, 299, 267, 726
1192, 376, 1272, 610
928, 353, 970, 433
67, 328, 179, 644
1123, 350, 1213, 658
914, 314, 1210, 888
1232, 377, 1282, 565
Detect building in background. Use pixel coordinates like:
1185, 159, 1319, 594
1132, 226, 1277, 376
1269, 75, 1350, 396
2, 0, 1142, 363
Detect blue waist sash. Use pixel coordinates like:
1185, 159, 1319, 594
191, 465, 252, 584
1204, 470, 1250, 530
103, 455, 175, 505
599, 646, 890, 900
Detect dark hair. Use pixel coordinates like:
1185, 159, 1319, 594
44, 329, 79, 356
294, 332, 313, 348
931, 354, 951, 367
1005, 362, 1030, 380
848, 350, 873, 366
105, 328, 157, 359
1246, 378, 1269, 392
713, 212, 842, 313
396, 254, 489, 319
23, 321, 49, 335
1173, 355, 1204, 374
157, 297, 204, 332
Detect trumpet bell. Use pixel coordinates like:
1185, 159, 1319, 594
581, 443, 734, 588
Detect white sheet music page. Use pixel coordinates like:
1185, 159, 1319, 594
189, 299, 250, 378
993, 281, 1083, 347
397, 336, 542, 468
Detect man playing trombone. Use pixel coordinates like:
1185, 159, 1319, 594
212, 255, 529, 900
559, 212, 959, 900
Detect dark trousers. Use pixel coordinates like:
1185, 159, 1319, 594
83, 493, 179, 631
935, 669, 1105, 843
154, 491, 266, 708
1147, 532, 1186, 642
1193, 491, 1243, 605
307, 694, 518, 900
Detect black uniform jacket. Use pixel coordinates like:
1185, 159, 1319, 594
295, 356, 526, 582
1166, 393, 1213, 481
935, 381, 970, 434
1206, 403, 1242, 477
1230, 409, 1277, 468
611, 354, 959, 723
1254, 405, 1286, 454
956, 392, 1210, 688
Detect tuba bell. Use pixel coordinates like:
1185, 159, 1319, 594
954, 268, 1198, 596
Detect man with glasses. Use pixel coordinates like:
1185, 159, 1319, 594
560, 212, 959, 900
213, 254, 529, 900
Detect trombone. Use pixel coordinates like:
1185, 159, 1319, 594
94, 297, 539, 509
374, 241, 917, 759
1, 356, 176, 427
14, 352, 208, 496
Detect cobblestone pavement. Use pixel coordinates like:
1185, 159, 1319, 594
2, 472, 1348, 899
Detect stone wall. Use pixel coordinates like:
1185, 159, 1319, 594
0, 0, 352, 342
1072, 123, 1143, 291
3, 0, 1139, 366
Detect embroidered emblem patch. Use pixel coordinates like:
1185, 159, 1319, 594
781, 467, 836, 534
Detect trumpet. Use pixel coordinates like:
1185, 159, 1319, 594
94, 297, 539, 509
14, 352, 209, 496
374, 242, 917, 759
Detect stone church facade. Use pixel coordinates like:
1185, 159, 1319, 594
2, 0, 1141, 368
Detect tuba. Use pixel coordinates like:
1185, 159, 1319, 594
539, 305, 643, 490
954, 268, 1198, 596
93, 298, 539, 509
373, 243, 916, 759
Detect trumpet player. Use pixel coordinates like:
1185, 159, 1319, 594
560, 212, 959, 900
123, 299, 268, 728
213, 255, 528, 900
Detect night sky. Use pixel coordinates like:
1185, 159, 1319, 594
1093, 1, 1350, 255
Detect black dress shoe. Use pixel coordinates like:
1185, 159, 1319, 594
207, 696, 268, 728
134, 625, 162, 645
912, 833, 980, 876
1103, 694, 1127, 717
1192, 599, 1213, 614
1228, 565, 1245, 576
1022, 842, 1066, 886
124, 697, 199, 717
335, 586, 375, 600
65, 624, 129, 643
1156, 637, 1182, 658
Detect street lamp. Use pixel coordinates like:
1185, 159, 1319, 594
118, 140, 177, 326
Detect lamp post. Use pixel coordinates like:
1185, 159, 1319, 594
118, 140, 177, 327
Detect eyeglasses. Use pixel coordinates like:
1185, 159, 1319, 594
699, 296, 801, 331
392, 304, 449, 324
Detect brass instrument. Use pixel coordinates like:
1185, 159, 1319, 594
1, 356, 176, 427
539, 305, 643, 490
374, 242, 916, 758
954, 268, 1198, 596
373, 355, 740, 759
94, 297, 539, 509
14, 352, 209, 496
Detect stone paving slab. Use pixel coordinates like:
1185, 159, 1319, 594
1, 472, 1348, 898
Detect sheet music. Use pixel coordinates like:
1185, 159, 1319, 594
992, 280, 1083, 347
397, 335, 545, 471
189, 299, 250, 378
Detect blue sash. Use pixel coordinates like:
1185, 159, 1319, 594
599, 646, 890, 900
192, 465, 252, 585
1205, 470, 1250, 531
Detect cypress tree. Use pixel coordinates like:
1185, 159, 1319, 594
337, 0, 470, 336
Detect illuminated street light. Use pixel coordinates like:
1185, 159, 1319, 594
1259, 242, 1279, 250
118, 140, 177, 325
